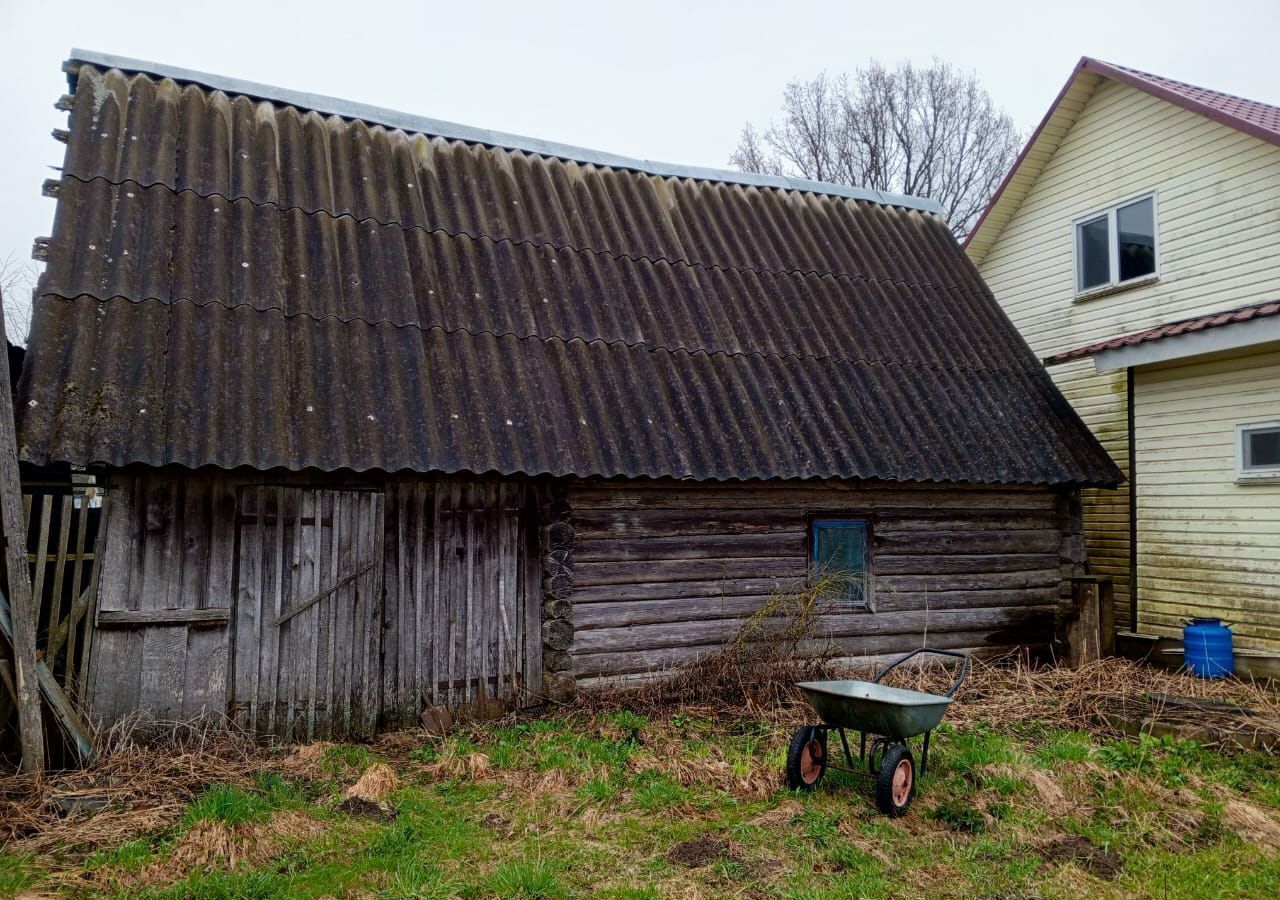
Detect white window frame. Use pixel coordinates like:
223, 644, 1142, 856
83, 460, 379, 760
1236, 421, 1280, 483
1072, 191, 1159, 296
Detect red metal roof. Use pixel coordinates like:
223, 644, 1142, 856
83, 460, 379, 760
966, 58, 1280, 252
1046, 300, 1280, 365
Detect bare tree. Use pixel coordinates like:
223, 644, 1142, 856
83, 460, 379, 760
731, 61, 1021, 238
0, 254, 37, 346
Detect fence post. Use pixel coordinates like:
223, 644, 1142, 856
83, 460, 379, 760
1064, 576, 1115, 667
0, 288, 44, 773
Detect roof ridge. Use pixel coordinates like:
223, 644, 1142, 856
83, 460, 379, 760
65, 48, 946, 216
1089, 57, 1280, 113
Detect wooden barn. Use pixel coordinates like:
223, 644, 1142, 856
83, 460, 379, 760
15, 50, 1120, 740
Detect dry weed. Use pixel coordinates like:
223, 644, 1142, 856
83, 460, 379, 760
342, 764, 400, 803
1222, 799, 1280, 856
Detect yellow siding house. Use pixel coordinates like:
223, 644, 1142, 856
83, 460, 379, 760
966, 58, 1280, 660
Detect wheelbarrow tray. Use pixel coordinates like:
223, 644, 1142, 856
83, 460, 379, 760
796, 679, 953, 740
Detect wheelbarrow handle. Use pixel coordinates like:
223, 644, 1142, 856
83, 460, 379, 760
871, 647, 970, 698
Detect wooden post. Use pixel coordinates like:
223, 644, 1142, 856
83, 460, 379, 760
1065, 576, 1115, 667
0, 288, 43, 773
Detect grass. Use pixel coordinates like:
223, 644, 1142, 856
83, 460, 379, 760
5, 706, 1280, 898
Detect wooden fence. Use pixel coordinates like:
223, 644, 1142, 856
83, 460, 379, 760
21, 482, 104, 702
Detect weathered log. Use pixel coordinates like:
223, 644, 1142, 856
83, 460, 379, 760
572, 628, 1021, 678
543, 618, 574, 651
543, 573, 573, 601
542, 670, 576, 702
548, 499, 572, 522
572, 605, 1056, 655
542, 598, 573, 621
874, 530, 1062, 556
574, 531, 803, 563
543, 650, 573, 673
541, 549, 573, 578
574, 556, 804, 588
544, 521, 575, 551
572, 577, 801, 605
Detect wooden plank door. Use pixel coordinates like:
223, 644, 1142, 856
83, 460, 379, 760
233, 487, 384, 740
434, 482, 527, 710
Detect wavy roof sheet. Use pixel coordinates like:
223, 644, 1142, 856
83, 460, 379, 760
17, 53, 1120, 486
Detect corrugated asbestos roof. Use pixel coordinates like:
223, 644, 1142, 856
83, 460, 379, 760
1047, 300, 1280, 365
17, 53, 1121, 486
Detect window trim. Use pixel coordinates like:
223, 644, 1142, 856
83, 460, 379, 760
1072, 190, 1159, 297
806, 514, 875, 611
1236, 420, 1280, 483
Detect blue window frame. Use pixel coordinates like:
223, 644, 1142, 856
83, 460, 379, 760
811, 518, 870, 609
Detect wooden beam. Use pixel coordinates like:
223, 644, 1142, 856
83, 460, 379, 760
0, 286, 44, 773
0, 592, 95, 763
271, 561, 374, 627
97, 607, 231, 627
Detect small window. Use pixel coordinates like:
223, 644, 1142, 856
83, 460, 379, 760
1075, 194, 1157, 293
811, 518, 870, 609
1238, 422, 1280, 480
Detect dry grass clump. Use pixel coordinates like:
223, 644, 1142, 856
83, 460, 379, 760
945, 656, 1280, 748
625, 744, 778, 800
0, 720, 264, 854
342, 763, 400, 803
420, 750, 494, 781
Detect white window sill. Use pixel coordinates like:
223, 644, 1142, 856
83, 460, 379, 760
1073, 274, 1160, 304
1236, 473, 1280, 485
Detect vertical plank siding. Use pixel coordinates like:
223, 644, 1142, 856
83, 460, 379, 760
564, 480, 1080, 681
89, 470, 534, 736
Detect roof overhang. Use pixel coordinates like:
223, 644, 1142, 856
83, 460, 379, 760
1090, 315, 1280, 372
1045, 300, 1280, 372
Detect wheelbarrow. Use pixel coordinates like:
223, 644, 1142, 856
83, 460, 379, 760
785, 648, 969, 817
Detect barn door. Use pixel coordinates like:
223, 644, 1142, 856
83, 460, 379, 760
232, 487, 384, 740
433, 482, 527, 710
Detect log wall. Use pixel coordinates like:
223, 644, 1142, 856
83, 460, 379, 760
560, 480, 1084, 682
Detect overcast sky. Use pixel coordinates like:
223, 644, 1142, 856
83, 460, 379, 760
3, 0, 1279, 333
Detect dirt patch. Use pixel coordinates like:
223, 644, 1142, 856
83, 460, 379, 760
338, 797, 395, 821
1223, 799, 1280, 856
752, 800, 804, 828
1041, 835, 1123, 880
668, 835, 730, 868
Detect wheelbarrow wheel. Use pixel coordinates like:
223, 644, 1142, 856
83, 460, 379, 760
874, 744, 915, 817
785, 726, 827, 791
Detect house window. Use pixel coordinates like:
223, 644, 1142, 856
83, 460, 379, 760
1237, 422, 1280, 481
1075, 194, 1157, 293
811, 518, 870, 609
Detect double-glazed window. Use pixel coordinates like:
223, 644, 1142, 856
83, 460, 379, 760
1237, 422, 1280, 481
811, 518, 871, 609
1075, 194, 1157, 293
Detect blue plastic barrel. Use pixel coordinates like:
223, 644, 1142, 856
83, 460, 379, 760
1183, 618, 1234, 679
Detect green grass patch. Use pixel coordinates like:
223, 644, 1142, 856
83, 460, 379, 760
0, 852, 37, 896
183, 783, 274, 827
